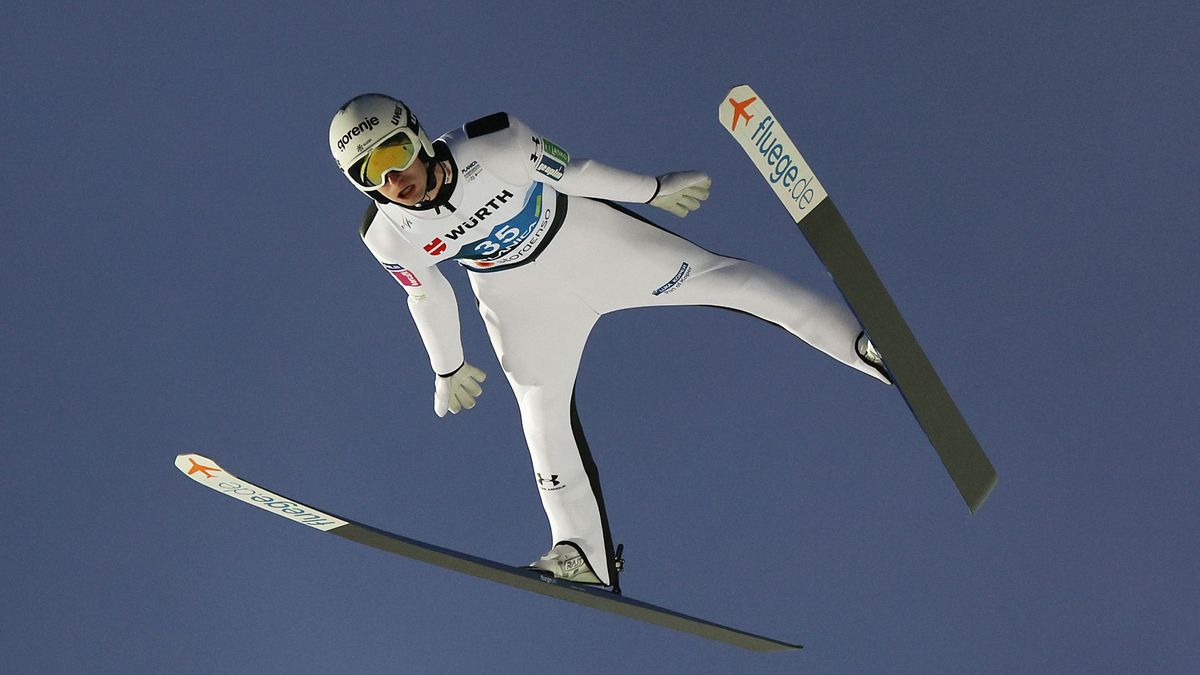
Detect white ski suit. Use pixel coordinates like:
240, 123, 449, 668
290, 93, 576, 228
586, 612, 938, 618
359, 113, 886, 586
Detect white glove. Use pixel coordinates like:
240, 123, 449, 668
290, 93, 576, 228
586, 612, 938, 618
649, 171, 711, 217
434, 362, 486, 417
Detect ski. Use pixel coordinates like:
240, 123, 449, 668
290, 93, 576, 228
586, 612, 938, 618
175, 453, 801, 652
719, 84, 997, 513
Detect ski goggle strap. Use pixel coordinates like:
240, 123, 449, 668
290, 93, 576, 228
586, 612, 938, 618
349, 130, 419, 189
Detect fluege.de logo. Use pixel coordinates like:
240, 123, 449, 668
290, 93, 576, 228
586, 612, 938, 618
213, 479, 342, 529
175, 454, 347, 531
748, 115, 821, 212
721, 85, 828, 222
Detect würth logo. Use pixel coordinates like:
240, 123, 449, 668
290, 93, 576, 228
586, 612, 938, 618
423, 189, 516, 257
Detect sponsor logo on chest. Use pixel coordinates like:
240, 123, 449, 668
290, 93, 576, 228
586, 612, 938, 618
423, 189, 516, 256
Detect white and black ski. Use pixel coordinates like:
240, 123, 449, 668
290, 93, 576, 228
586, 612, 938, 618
175, 454, 801, 652
719, 84, 997, 513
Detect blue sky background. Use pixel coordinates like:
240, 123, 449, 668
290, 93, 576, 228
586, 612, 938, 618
2, 2, 1197, 673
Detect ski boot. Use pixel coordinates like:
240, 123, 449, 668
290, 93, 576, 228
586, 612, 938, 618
856, 331, 893, 384
528, 541, 624, 593
528, 541, 604, 584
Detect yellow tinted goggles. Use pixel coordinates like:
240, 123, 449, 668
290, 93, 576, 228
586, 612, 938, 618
351, 131, 418, 189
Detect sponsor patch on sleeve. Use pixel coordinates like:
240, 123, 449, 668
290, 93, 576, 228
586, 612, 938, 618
382, 263, 422, 287
532, 136, 570, 181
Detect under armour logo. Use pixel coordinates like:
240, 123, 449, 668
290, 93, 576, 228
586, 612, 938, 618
536, 473, 561, 488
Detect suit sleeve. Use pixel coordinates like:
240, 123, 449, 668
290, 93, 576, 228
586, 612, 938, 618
360, 205, 465, 375
490, 115, 659, 204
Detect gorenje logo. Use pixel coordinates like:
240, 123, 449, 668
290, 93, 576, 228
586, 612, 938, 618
337, 115, 382, 152
175, 454, 347, 531
720, 84, 828, 223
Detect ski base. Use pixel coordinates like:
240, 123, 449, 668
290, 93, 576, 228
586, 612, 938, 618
797, 199, 998, 511
720, 84, 997, 512
176, 454, 801, 652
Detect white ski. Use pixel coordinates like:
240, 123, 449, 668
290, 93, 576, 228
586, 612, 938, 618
719, 84, 997, 513
175, 453, 801, 652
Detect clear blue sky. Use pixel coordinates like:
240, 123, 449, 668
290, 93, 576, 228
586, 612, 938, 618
3, 2, 1197, 673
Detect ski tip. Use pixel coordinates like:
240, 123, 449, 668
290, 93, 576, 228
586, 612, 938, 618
174, 453, 224, 479
719, 84, 756, 113
723, 83, 753, 96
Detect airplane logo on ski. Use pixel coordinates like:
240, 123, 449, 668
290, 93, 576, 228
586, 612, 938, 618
726, 94, 757, 131
186, 457, 222, 479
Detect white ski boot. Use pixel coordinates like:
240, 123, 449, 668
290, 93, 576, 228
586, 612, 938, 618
855, 331, 893, 384
528, 541, 603, 585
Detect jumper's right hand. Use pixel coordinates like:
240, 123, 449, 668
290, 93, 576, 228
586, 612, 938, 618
434, 362, 487, 417
649, 171, 711, 217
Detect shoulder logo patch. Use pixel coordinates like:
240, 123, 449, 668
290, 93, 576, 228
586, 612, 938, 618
531, 136, 570, 181
465, 112, 510, 138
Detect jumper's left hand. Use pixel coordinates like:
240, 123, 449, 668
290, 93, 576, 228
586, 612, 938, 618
434, 362, 487, 417
649, 171, 711, 217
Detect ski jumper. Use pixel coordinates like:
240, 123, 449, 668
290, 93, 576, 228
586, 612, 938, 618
359, 113, 887, 586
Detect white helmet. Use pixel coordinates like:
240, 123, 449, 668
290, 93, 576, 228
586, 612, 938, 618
329, 94, 436, 199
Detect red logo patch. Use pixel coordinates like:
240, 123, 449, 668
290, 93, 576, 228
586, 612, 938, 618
424, 238, 446, 256
383, 263, 421, 287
